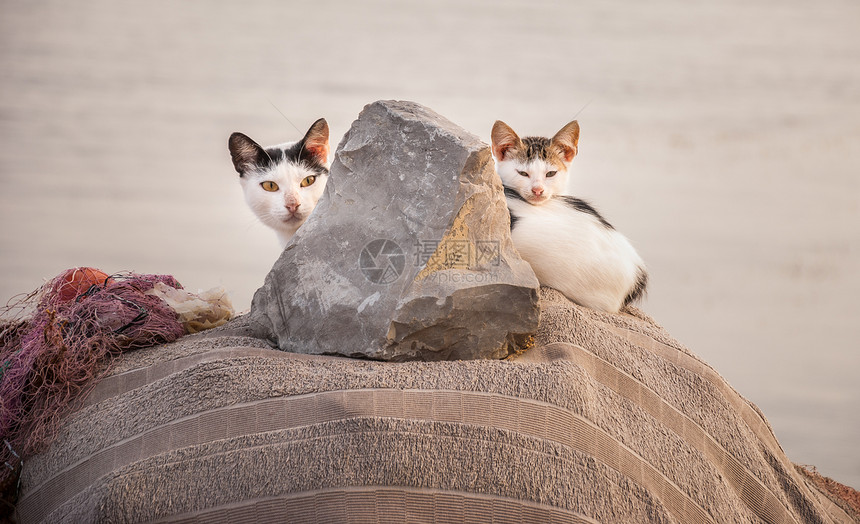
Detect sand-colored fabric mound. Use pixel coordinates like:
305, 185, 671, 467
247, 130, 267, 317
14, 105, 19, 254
15, 288, 857, 523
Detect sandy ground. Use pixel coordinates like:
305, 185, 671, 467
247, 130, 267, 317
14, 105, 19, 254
1, 1, 858, 487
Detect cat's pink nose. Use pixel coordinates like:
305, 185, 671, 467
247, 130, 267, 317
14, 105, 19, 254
531, 187, 544, 196
286, 202, 300, 213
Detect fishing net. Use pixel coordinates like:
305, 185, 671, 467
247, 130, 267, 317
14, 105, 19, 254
0, 268, 233, 511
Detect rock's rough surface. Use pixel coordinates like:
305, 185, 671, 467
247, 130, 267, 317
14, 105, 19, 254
247, 100, 540, 361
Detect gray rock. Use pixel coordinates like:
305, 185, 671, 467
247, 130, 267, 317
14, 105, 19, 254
247, 100, 540, 361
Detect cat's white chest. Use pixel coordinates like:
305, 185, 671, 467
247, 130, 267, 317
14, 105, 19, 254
507, 197, 646, 313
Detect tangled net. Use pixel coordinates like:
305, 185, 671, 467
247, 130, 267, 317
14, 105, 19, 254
0, 268, 232, 507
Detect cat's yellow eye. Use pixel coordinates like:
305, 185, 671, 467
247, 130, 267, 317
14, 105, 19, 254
261, 181, 279, 192
300, 175, 316, 188
516, 170, 529, 178
546, 171, 557, 178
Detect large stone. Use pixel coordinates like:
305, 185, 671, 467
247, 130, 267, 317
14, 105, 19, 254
247, 100, 540, 361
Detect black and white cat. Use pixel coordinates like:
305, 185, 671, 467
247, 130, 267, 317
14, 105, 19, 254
491, 120, 647, 313
228, 118, 330, 247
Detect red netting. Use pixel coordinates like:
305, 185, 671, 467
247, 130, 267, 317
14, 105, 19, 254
0, 268, 188, 502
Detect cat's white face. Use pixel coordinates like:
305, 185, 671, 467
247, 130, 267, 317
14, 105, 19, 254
239, 155, 327, 243
491, 120, 580, 205
229, 118, 330, 247
494, 156, 569, 205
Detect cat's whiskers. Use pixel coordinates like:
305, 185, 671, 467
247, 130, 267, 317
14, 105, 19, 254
268, 100, 303, 136
241, 216, 265, 234
268, 100, 310, 165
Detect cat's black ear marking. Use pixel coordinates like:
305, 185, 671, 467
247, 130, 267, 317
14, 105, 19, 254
551, 120, 580, 163
491, 120, 523, 161
300, 118, 330, 166
264, 147, 285, 164
228, 132, 271, 176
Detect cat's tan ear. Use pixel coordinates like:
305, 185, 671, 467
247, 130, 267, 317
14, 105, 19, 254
551, 120, 580, 163
491, 120, 523, 161
301, 118, 330, 165
228, 132, 270, 176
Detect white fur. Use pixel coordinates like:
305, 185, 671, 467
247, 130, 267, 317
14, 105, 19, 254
506, 196, 645, 313
494, 155, 569, 205
239, 141, 329, 247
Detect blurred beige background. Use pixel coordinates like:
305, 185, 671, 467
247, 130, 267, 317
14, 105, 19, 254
1, 1, 858, 486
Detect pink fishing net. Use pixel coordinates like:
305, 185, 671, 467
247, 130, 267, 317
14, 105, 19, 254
0, 268, 189, 503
